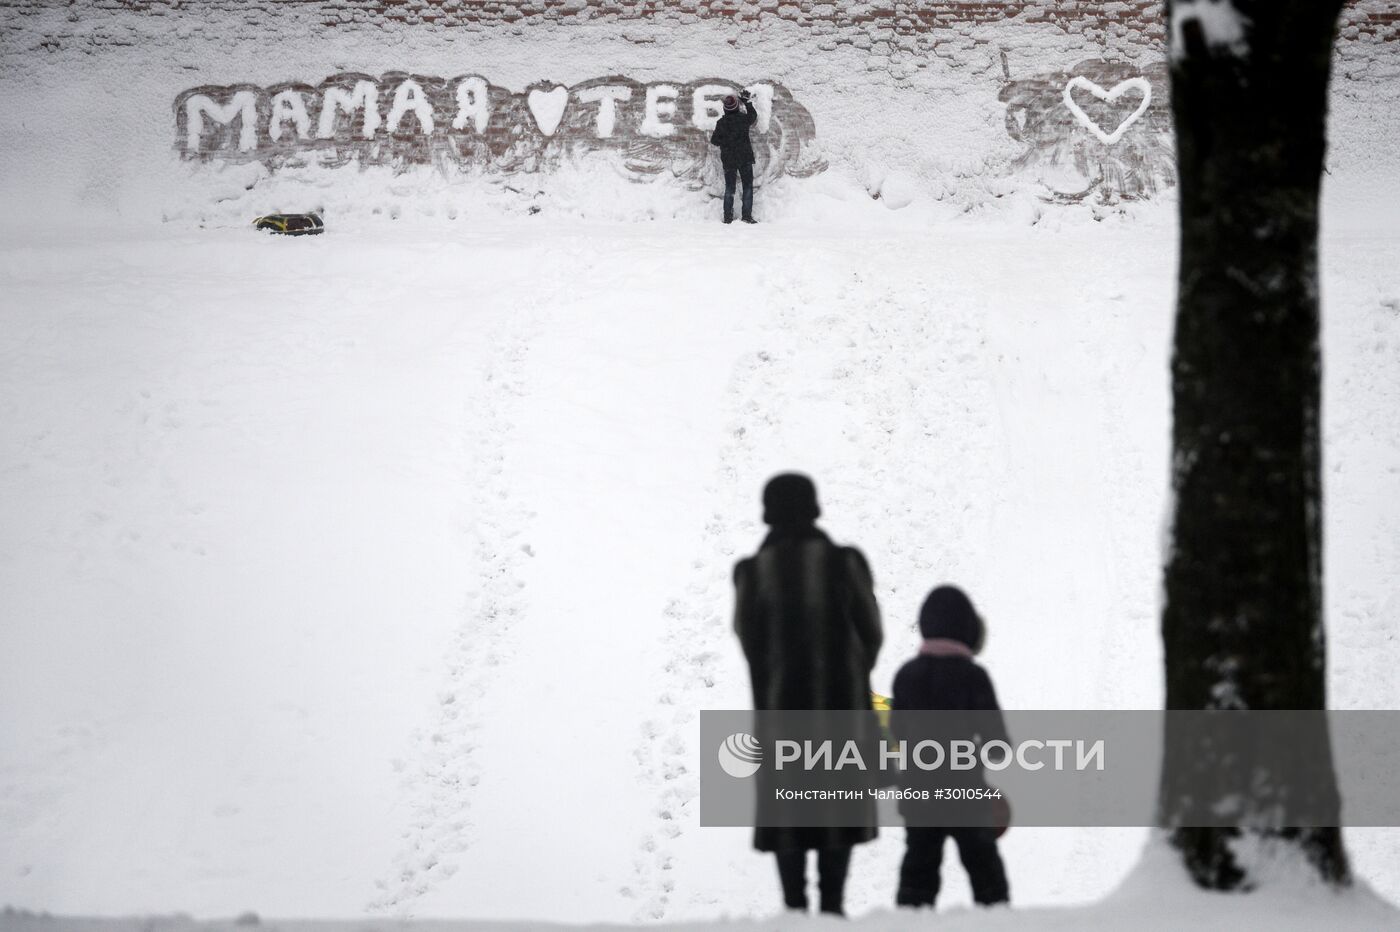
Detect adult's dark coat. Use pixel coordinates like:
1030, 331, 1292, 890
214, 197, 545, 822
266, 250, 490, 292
710, 103, 758, 171
732, 524, 883, 851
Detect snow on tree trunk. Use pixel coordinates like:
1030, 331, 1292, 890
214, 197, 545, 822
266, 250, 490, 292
1160, 0, 1350, 889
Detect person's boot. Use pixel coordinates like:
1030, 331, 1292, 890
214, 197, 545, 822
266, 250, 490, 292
775, 850, 809, 913
741, 216, 758, 224
723, 215, 734, 224
816, 847, 851, 918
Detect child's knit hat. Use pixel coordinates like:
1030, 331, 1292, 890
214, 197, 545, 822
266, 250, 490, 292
918, 585, 986, 654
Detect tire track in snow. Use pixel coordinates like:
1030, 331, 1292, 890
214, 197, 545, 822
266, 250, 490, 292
369, 297, 548, 915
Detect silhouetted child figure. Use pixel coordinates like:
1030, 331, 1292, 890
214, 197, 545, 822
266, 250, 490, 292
892, 585, 1010, 909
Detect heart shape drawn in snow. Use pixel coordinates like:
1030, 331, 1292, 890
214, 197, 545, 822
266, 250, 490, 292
527, 85, 569, 137
1062, 76, 1152, 145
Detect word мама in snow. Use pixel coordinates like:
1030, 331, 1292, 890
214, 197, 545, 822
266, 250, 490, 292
175, 73, 826, 185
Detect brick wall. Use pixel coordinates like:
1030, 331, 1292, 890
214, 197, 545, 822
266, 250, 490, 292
3, 1, 1397, 55
1, 0, 1392, 215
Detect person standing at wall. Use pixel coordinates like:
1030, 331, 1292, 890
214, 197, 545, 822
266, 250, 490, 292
710, 91, 759, 224
732, 473, 883, 915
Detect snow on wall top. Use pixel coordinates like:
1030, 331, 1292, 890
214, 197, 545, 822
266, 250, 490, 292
3, 1, 1397, 63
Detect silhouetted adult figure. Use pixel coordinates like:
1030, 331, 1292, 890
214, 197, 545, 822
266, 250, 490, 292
710, 90, 759, 224
732, 473, 883, 915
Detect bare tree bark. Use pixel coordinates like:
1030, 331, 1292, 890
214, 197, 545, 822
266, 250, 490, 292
1161, 0, 1349, 889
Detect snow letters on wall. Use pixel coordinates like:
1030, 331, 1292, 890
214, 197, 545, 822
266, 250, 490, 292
175, 74, 825, 186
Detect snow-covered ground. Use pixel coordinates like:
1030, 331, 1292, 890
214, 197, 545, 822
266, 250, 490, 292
2, 173, 1399, 928
3, 843, 1400, 931
3, 3, 1400, 928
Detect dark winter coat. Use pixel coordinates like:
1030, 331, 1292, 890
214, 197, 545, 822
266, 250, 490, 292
733, 524, 883, 851
710, 103, 758, 171
891, 654, 1008, 818
892, 655, 1005, 731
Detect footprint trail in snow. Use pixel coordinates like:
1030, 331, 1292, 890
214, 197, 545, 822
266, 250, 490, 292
369, 298, 549, 914
629, 253, 1004, 920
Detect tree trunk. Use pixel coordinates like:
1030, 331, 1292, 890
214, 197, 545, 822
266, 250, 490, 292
1161, 0, 1349, 889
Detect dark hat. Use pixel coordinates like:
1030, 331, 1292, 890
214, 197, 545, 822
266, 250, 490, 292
723, 94, 739, 111
918, 585, 986, 653
762, 473, 820, 526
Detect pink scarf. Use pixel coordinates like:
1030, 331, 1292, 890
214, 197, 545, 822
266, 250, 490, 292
919, 638, 974, 658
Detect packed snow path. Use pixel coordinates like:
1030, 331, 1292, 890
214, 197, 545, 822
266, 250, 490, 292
1, 213, 1399, 923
